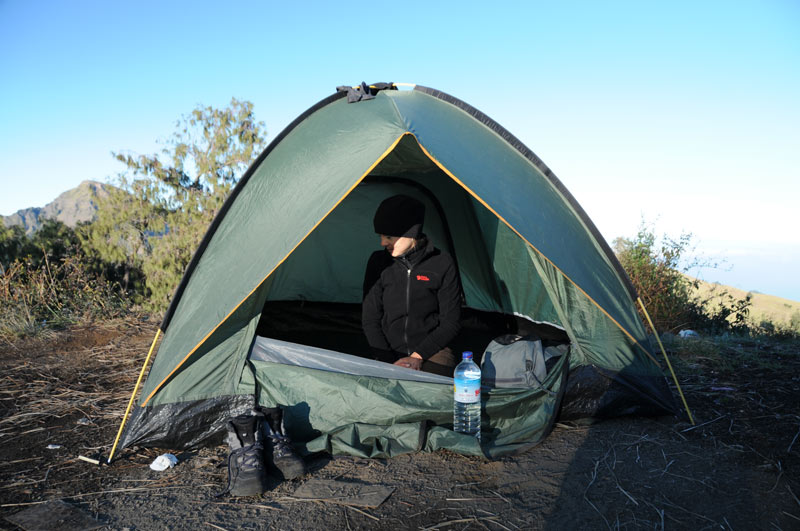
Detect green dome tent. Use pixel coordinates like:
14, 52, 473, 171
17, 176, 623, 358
114, 84, 676, 459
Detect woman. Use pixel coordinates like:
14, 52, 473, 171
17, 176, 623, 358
362, 194, 461, 376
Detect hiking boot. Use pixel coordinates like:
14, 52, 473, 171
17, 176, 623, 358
258, 407, 307, 480
221, 414, 268, 497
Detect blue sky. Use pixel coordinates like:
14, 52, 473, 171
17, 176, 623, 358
1, 1, 798, 300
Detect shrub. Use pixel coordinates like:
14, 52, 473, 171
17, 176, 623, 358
614, 224, 696, 333
0, 253, 130, 340
791, 311, 800, 334
614, 222, 751, 335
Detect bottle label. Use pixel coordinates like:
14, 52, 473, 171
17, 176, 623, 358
454, 377, 481, 404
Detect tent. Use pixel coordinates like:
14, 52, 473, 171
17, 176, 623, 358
115, 84, 676, 459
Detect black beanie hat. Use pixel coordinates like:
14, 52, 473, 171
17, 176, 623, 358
373, 194, 425, 238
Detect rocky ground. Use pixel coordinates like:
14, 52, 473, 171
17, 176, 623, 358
1, 320, 799, 530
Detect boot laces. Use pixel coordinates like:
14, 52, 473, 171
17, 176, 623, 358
271, 434, 294, 458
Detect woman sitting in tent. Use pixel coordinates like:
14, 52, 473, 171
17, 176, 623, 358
362, 195, 462, 376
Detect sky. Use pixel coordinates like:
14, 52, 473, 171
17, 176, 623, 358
1, 1, 798, 300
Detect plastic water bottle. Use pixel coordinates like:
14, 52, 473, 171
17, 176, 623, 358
453, 351, 481, 440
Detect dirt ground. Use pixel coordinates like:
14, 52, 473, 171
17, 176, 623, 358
1, 320, 799, 530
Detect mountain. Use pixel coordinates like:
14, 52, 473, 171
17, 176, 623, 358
1, 180, 113, 234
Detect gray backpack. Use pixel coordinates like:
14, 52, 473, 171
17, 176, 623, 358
481, 335, 563, 389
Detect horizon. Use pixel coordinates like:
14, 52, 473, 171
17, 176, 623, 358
1, 1, 798, 301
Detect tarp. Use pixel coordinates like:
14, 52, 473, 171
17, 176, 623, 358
250, 338, 571, 458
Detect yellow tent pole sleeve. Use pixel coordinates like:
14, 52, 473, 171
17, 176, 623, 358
413, 139, 660, 366
637, 298, 695, 425
139, 133, 412, 408
107, 328, 162, 464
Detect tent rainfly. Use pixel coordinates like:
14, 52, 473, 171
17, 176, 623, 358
112, 83, 678, 460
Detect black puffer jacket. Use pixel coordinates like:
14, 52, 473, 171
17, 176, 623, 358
362, 238, 461, 359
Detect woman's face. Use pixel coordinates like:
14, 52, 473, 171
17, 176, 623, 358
380, 235, 415, 257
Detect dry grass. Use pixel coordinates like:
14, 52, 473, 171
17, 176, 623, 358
690, 276, 800, 328
1, 319, 799, 530
0, 319, 156, 495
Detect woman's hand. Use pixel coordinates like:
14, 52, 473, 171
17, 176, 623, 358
394, 354, 423, 370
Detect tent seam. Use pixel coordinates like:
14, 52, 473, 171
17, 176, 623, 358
410, 136, 659, 366
413, 85, 639, 301
160, 91, 349, 331
386, 93, 406, 133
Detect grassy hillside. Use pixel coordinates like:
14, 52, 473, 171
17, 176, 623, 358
690, 276, 800, 328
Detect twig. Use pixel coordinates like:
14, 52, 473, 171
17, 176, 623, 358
280, 494, 384, 505
661, 471, 715, 489
0, 457, 44, 467
616, 484, 639, 506
788, 485, 800, 509
200, 501, 279, 511
344, 506, 352, 531
671, 429, 688, 441
486, 519, 513, 531
659, 495, 718, 524
583, 460, 612, 531
447, 498, 501, 501
787, 424, 800, 454
490, 490, 511, 505
659, 459, 675, 477
345, 505, 380, 522
555, 422, 587, 430
768, 460, 784, 493
0, 484, 216, 507
783, 511, 800, 523
681, 415, 724, 433
643, 500, 666, 531
205, 523, 229, 531
454, 479, 489, 487
421, 517, 499, 530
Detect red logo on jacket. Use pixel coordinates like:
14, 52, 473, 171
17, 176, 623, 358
416, 275, 430, 282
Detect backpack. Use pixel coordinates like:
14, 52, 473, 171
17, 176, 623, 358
480, 335, 564, 389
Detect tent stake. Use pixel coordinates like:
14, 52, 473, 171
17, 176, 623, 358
637, 298, 695, 425
107, 328, 162, 463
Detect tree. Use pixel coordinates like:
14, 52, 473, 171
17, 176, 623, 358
0, 221, 28, 271
30, 219, 82, 263
83, 98, 267, 311
1, 219, 81, 272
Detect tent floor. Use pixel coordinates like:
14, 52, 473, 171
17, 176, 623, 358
256, 301, 569, 365
254, 302, 676, 419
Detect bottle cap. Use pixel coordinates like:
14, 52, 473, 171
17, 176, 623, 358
462, 351, 473, 360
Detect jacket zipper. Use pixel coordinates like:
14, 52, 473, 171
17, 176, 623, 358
404, 266, 412, 355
